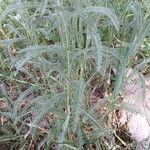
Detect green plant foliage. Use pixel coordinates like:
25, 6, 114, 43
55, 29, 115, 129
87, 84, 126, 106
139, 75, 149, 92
0, 0, 149, 149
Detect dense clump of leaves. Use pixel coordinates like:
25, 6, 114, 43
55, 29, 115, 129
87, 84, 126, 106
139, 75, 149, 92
0, 0, 150, 149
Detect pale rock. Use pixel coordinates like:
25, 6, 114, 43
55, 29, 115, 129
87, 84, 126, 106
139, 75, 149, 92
120, 69, 150, 149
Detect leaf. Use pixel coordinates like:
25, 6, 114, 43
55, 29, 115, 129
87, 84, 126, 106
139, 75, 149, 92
90, 26, 103, 72
71, 6, 120, 30
0, 2, 39, 21
73, 80, 86, 132
14, 44, 63, 73
0, 38, 26, 46
57, 107, 70, 150
14, 86, 35, 111
63, 144, 79, 150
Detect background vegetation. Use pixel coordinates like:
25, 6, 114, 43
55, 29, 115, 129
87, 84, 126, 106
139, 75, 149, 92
0, 0, 150, 149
